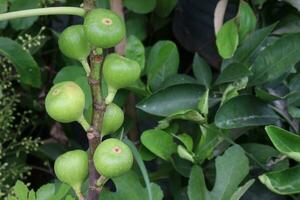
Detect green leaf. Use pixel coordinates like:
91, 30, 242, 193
154, 0, 177, 17
211, 145, 250, 200
192, 54, 212, 88
125, 35, 145, 71
102, 171, 163, 200
9, 0, 40, 30
0, 37, 41, 88
28, 190, 36, 200
288, 106, 300, 118
255, 87, 283, 102
146, 41, 179, 91
265, 125, 300, 162
64, 195, 75, 200
0, 0, 8, 29
238, 1, 256, 41
220, 77, 248, 105
141, 129, 177, 161
53, 65, 86, 84
188, 166, 209, 200
229, 24, 276, 65
52, 183, 71, 200
157, 109, 205, 129
215, 95, 279, 129
195, 124, 223, 163
284, 0, 300, 11
177, 145, 195, 163
216, 19, 239, 59
36, 184, 55, 200
124, 139, 153, 200
124, 0, 156, 14
215, 63, 251, 85
13, 180, 29, 200
259, 166, 300, 195
126, 13, 147, 41
137, 84, 205, 117
74, 76, 93, 110
161, 74, 197, 89
198, 88, 209, 115
230, 179, 255, 200
249, 33, 300, 85
177, 133, 193, 152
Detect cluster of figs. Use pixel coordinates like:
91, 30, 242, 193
44, 8, 141, 196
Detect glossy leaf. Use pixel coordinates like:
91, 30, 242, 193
124, 0, 156, 14
0, 37, 41, 88
102, 171, 163, 200
238, 1, 256, 41
36, 184, 55, 200
198, 88, 209, 115
53, 65, 86, 84
249, 33, 300, 85
188, 166, 209, 200
230, 179, 255, 200
216, 19, 239, 59
154, 0, 177, 17
192, 54, 212, 88
125, 35, 145, 71
215, 63, 251, 85
265, 125, 300, 162
137, 84, 204, 117
161, 74, 197, 89
146, 41, 179, 91
141, 129, 177, 161
215, 95, 279, 129
177, 133, 193, 152
259, 166, 300, 195
210, 145, 249, 200
9, 0, 40, 30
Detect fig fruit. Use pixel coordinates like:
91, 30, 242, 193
102, 103, 124, 136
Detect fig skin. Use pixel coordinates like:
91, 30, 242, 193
93, 138, 133, 178
101, 103, 124, 136
83, 8, 125, 48
45, 81, 85, 123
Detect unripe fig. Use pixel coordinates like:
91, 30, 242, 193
58, 25, 91, 61
45, 81, 85, 123
102, 103, 124, 136
103, 53, 141, 104
54, 150, 88, 194
83, 8, 125, 48
93, 138, 133, 178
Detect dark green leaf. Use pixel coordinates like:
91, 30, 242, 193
126, 13, 147, 41
255, 87, 283, 102
137, 84, 204, 117
284, 0, 300, 11
265, 125, 300, 162
125, 35, 145, 71
216, 19, 239, 59
154, 0, 177, 17
0, 0, 8, 29
211, 145, 249, 200
0, 37, 41, 88
9, 0, 40, 30
141, 129, 177, 161
53, 65, 86, 84
146, 40, 179, 91
215, 63, 251, 85
215, 95, 279, 129
249, 33, 300, 85
188, 166, 209, 200
124, 0, 156, 14
238, 1, 256, 41
161, 74, 197, 89
192, 54, 212, 88
102, 171, 163, 200
230, 179, 255, 200
259, 166, 300, 195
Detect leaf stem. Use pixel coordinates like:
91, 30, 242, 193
0, 7, 86, 21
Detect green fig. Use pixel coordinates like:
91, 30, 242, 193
93, 138, 133, 178
58, 25, 91, 75
54, 150, 88, 195
102, 103, 124, 136
83, 8, 125, 48
45, 81, 85, 123
103, 53, 141, 104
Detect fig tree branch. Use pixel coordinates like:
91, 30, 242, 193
0, 7, 86, 21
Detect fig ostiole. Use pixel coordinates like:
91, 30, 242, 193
54, 150, 88, 198
93, 138, 133, 178
101, 103, 124, 136
45, 81, 90, 130
58, 25, 91, 76
103, 53, 141, 104
83, 8, 125, 48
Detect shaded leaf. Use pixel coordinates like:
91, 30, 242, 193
154, 0, 177, 17
230, 179, 255, 200
284, 0, 300, 11
215, 95, 279, 129
177, 133, 193, 152
141, 129, 177, 161
125, 35, 145, 71
188, 166, 209, 200
161, 74, 197, 89
53, 65, 86, 84
126, 13, 147, 41
0, 37, 41, 88
124, 0, 156, 14
0, 0, 8, 29
192, 54, 212, 88
215, 63, 251, 85
137, 84, 204, 117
